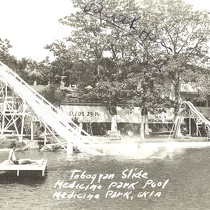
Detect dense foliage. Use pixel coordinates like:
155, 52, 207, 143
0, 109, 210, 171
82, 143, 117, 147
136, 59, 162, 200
1, 0, 210, 115
45, 0, 210, 115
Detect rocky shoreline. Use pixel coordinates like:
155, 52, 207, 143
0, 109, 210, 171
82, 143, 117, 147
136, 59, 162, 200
0, 138, 39, 150
0, 137, 76, 152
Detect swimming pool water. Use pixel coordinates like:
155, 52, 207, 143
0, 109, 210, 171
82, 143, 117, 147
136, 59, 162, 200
0, 147, 210, 210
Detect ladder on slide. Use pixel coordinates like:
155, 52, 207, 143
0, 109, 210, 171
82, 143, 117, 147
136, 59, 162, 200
185, 101, 210, 139
185, 101, 210, 127
172, 101, 210, 139
0, 62, 102, 155
176, 101, 210, 140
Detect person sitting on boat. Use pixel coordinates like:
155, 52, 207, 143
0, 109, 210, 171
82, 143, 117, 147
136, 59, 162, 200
9, 147, 43, 165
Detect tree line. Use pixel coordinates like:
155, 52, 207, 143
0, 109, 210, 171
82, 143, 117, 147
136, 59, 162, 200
1, 0, 210, 116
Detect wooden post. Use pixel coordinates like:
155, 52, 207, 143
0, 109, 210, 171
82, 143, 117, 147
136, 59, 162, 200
44, 126, 47, 146
111, 115, 117, 131
1, 109, 5, 135
30, 119, 33, 141
20, 102, 26, 142
196, 119, 198, 136
67, 139, 73, 155
140, 107, 148, 140
141, 116, 145, 139
1, 100, 6, 135
189, 117, 191, 136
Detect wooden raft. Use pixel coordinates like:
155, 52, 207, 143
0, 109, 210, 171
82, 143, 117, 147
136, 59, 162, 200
0, 159, 48, 176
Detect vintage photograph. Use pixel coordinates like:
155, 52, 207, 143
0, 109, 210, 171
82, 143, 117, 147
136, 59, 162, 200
0, 0, 210, 209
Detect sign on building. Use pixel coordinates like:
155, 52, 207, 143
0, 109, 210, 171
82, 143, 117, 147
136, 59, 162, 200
60, 105, 174, 123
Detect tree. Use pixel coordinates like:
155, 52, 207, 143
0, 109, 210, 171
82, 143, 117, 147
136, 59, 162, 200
0, 38, 19, 70
45, 0, 210, 137
136, 0, 210, 115
0, 38, 12, 61
55, 0, 175, 134
40, 84, 67, 107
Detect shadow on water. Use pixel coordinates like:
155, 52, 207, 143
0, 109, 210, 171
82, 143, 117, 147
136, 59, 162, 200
0, 170, 48, 184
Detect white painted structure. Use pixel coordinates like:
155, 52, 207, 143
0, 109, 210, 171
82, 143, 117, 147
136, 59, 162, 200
0, 159, 48, 176
0, 62, 102, 155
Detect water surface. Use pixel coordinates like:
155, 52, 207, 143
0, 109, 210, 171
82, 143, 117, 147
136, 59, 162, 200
0, 147, 210, 210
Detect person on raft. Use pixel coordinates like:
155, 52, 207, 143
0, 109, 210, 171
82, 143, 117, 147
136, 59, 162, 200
9, 147, 43, 165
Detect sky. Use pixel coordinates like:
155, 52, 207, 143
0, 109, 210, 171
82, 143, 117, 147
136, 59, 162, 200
0, 0, 210, 61
0, 0, 74, 60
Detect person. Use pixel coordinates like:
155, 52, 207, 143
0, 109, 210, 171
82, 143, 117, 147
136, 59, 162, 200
9, 147, 43, 165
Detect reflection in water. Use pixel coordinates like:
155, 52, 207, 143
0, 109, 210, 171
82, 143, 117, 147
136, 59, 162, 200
0, 147, 210, 210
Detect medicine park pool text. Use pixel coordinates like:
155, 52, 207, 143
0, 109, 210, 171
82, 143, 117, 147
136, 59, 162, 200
52, 169, 169, 200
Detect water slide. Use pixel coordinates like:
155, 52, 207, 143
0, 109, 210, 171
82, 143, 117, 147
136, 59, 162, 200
184, 101, 210, 127
170, 101, 210, 138
172, 100, 210, 138
0, 62, 102, 155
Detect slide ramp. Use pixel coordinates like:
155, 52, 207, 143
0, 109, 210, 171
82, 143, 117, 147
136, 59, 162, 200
0, 62, 102, 155
184, 101, 210, 127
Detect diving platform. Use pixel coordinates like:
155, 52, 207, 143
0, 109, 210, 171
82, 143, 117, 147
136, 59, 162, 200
0, 159, 48, 176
